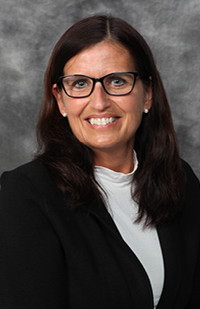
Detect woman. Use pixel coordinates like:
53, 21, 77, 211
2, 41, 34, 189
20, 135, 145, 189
0, 15, 200, 309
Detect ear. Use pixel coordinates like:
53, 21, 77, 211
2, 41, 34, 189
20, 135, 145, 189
143, 83, 152, 114
52, 84, 67, 117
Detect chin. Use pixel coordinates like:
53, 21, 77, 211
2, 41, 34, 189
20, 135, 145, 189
88, 142, 120, 151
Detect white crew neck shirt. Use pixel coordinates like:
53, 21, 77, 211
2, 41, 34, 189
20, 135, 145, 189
94, 152, 164, 308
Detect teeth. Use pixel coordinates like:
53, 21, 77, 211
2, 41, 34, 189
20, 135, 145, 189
88, 117, 118, 125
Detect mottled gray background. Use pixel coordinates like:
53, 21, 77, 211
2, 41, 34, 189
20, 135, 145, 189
0, 0, 199, 178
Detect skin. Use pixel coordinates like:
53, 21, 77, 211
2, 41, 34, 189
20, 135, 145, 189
52, 41, 152, 173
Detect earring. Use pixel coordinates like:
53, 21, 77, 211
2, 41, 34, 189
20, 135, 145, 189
62, 113, 67, 117
144, 108, 149, 114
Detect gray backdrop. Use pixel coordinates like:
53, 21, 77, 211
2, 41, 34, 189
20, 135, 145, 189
0, 0, 200, 178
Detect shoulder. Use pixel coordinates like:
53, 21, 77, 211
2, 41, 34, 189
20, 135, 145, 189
1, 160, 56, 192
181, 159, 200, 197
181, 159, 199, 183
180, 159, 200, 224
0, 160, 65, 212
1, 159, 50, 184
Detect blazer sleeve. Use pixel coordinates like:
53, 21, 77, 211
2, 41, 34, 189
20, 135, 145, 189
183, 162, 200, 309
0, 168, 68, 309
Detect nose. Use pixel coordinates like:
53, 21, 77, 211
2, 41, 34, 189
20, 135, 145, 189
89, 82, 111, 111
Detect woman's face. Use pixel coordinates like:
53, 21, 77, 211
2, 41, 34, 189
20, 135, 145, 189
53, 41, 152, 159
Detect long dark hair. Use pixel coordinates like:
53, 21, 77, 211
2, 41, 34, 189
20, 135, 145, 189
35, 15, 185, 226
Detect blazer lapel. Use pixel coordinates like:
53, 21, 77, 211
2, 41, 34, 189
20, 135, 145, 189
156, 220, 182, 308
88, 199, 154, 308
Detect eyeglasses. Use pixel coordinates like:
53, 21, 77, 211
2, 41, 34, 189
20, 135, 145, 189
58, 72, 140, 98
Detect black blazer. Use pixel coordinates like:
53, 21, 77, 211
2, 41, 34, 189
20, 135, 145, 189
0, 159, 200, 309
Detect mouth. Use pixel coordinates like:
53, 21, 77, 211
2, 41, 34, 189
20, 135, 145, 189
87, 117, 119, 126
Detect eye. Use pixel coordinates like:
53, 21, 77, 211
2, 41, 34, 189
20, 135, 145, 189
111, 77, 125, 86
63, 76, 92, 90
72, 78, 90, 89
105, 74, 127, 88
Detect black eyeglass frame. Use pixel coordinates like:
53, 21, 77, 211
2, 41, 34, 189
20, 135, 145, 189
57, 71, 141, 98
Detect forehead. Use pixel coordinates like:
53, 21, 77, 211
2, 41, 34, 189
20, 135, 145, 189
63, 41, 135, 75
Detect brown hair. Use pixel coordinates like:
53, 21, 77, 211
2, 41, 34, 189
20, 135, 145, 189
36, 15, 185, 226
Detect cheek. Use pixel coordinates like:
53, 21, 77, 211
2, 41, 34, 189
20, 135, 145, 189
65, 100, 83, 120
64, 100, 87, 138
122, 97, 144, 117
64, 97, 88, 116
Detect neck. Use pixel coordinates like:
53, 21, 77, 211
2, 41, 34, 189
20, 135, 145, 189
93, 148, 135, 174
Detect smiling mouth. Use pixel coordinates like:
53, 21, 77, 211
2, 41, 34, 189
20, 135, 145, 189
88, 117, 119, 126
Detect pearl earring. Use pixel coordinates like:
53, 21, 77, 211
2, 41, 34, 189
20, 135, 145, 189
62, 113, 67, 117
144, 108, 149, 114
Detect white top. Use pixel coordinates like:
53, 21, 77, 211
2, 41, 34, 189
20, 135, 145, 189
94, 153, 164, 308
